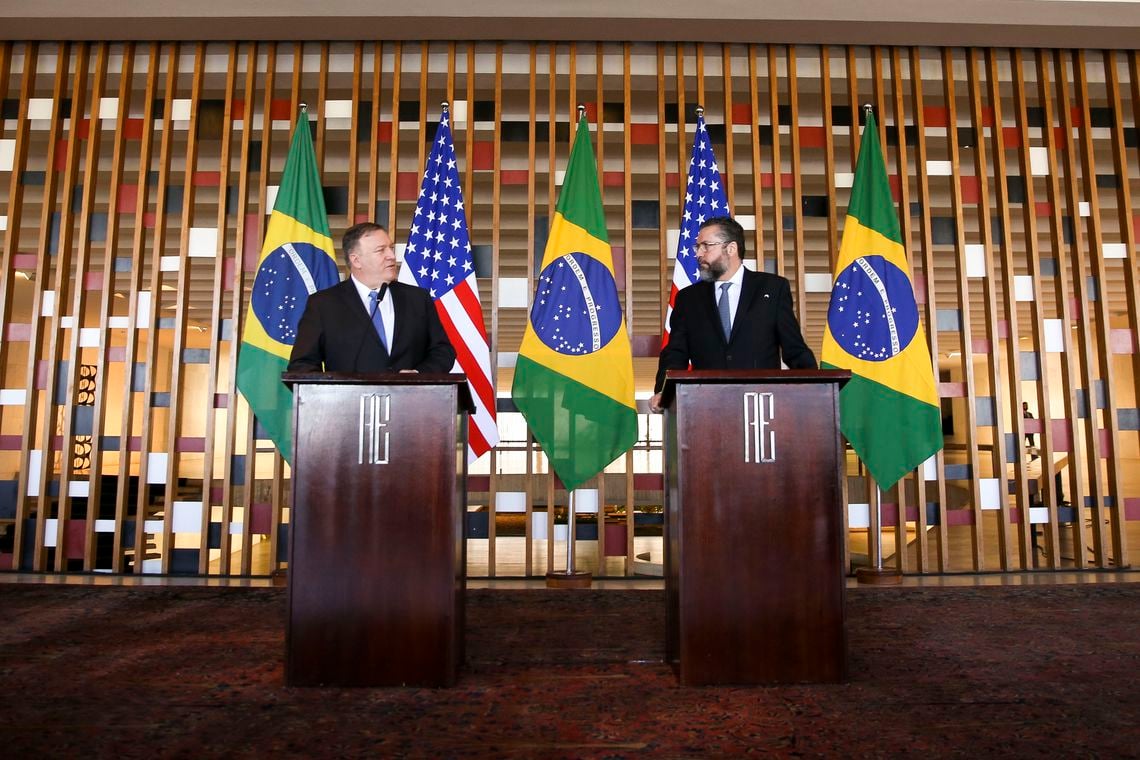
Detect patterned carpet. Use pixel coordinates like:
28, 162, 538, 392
1, 582, 1138, 757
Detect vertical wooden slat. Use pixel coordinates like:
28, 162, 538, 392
367, 42, 381, 223
545, 44, 557, 573
524, 41, 537, 578
387, 42, 402, 232
315, 42, 329, 170
347, 42, 362, 225
488, 43, 503, 576
748, 45, 764, 270
621, 43, 635, 572
847, 46, 860, 167
657, 43, 668, 324
787, 47, 806, 325
721, 45, 736, 211
767, 45, 784, 277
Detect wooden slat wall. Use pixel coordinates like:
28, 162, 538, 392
0, 42, 1137, 577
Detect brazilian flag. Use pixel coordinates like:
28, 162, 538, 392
236, 115, 340, 463
822, 110, 943, 490
511, 115, 638, 493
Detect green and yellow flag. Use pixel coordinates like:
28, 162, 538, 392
821, 110, 943, 489
236, 115, 340, 463
511, 115, 638, 493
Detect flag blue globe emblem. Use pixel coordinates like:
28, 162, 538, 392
251, 242, 340, 344
530, 253, 623, 356
827, 254, 920, 362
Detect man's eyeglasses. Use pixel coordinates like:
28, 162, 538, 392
693, 239, 730, 254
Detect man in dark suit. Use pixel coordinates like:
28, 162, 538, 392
649, 215, 816, 412
287, 222, 456, 373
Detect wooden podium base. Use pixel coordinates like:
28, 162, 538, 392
855, 566, 903, 585
545, 571, 592, 589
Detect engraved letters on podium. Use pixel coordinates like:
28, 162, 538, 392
743, 391, 775, 464
358, 393, 391, 465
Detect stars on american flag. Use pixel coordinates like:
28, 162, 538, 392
675, 115, 728, 284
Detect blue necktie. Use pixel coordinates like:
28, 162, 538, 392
717, 282, 732, 340
369, 288, 389, 351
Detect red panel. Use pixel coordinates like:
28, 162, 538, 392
799, 126, 826, 149
123, 118, 145, 140
355, 213, 371, 224
176, 437, 206, 453
13, 253, 37, 269
1053, 127, 1070, 147
665, 172, 680, 188
630, 123, 658, 145
501, 170, 529, 185
377, 121, 393, 143
1099, 429, 1113, 457
54, 140, 69, 171
0, 435, 22, 449
979, 106, 995, 128
905, 504, 921, 522
472, 141, 494, 170
630, 334, 661, 358
0, 554, 11, 570
997, 320, 1009, 339
107, 347, 126, 362
269, 99, 293, 120
192, 171, 221, 187
214, 393, 228, 408
938, 382, 967, 398
65, 520, 86, 560
244, 213, 262, 272
612, 247, 625, 291
731, 103, 753, 125
250, 502, 271, 534
1050, 419, 1071, 452
1023, 417, 1042, 434
467, 475, 490, 492
880, 502, 899, 527
84, 272, 103, 291
117, 184, 138, 215
1069, 298, 1081, 319
1124, 498, 1140, 521
946, 510, 975, 526
210, 486, 224, 503
888, 174, 901, 201
395, 171, 420, 201
604, 522, 627, 556
971, 338, 991, 354
231, 99, 246, 120
1009, 507, 1022, 524
1035, 201, 1053, 218
76, 118, 92, 140
923, 106, 949, 127
633, 473, 663, 491
5, 323, 31, 341
1134, 214, 1140, 240
36, 360, 48, 390
960, 175, 980, 204
222, 256, 236, 292
1109, 328, 1136, 355
142, 212, 157, 229
603, 171, 624, 187
1001, 127, 1021, 149
760, 172, 795, 189
913, 272, 926, 305
580, 102, 598, 122
1068, 106, 1084, 128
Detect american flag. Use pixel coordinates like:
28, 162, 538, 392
662, 112, 730, 347
399, 107, 499, 462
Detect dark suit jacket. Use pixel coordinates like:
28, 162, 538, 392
287, 279, 456, 373
654, 268, 817, 393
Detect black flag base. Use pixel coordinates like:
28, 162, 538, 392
545, 570, 593, 589
855, 566, 903, 585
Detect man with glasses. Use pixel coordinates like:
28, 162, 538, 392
649, 216, 816, 412
288, 222, 456, 373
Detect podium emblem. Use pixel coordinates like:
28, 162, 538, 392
743, 392, 775, 463
358, 393, 391, 465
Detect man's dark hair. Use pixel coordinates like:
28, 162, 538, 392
700, 216, 745, 260
341, 222, 387, 270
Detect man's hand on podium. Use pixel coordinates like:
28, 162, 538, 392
649, 392, 664, 414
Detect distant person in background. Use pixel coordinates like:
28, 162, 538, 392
1022, 401, 1035, 448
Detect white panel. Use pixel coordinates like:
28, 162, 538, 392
735, 215, 756, 231
229, 521, 245, 535
923, 455, 938, 479
498, 277, 530, 308
1029, 146, 1050, 176
141, 558, 162, 574
1044, 319, 1065, 353
0, 389, 27, 405
495, 491, 527, 513
848, 503, 870, 529
324, 99, 353, 119
108, 316, 130, 329
68, 480, 90, 498
27, 98, 54, 119
99, 97, 119, 120
147, 453, 168, 484
573, 489, 599, 514
41, 290, 56, 317
965, 244, 987, 278
0, 215, 6, 230
451, 100, 467, 126
834, 172, 854, 188
666, 228, 680, 258
742, 259, 756, 271
1029, 507, 1050, 525
1102, 243, 1127, 260
553, 523, 568, 541
980, 478, 1002, 510
1079, 201, 1091, 218
137, 291, 152, 324
497, 352, 518, 368
172, 501, 204, 533
44, 518, 58, 548
555, 170, 565, 185
266, 185, 279, 214
143, 519, 164, 534
94, 519, 117, 533
171, 99, 193, 121
395, 243, 406, 263
188, 227, 218, 258
531, 512, 547, 540
804, 273, 833, 293
926, 160, 953, 176
27, 450, 41, 496
60, 316, 75, 329
78, 328, 100, 348
1014, 275, 1034, 302
0, 138, 14, 171
160, 256, 181, 272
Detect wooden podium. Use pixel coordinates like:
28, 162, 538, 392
282, 372, 473, 687
662, 369, 850, 685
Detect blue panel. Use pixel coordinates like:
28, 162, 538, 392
207, 522, 222, 550
21, 171, 46, 186
55, 361, 70, 404
1118, 408, 1140, 431
763, 259, 777, 274
0, 480, 17, 519
1095, 379, 1105, 410
1084, 495, 1116, 508
926, 502, 940, 526
496, 397, 519, 413
802, 195, 829, 218
1006, 176, 1026, 204
1039, 258, 1057, 277
631, 199, 659, 229
1005, 433, 1019, 464
1020, 351, 1040, 381
182, 348, 211, 364
220, 318, 233, 341
114, 257, 133, 273
990, 215, 1005, 246
575, 522, 598, 540
472, 245, 493, 279
782, 215, 795, 232
1076, 389, 1089, 419
374, 200, 388, 224
944, 464, 972, 480
277, 524, 289, 562
1058, 505, 1076, 523
151, 392, 170, 408
634, 512, 665, 526
158, 317, 177, 329
170, 547, 199, 575
132, 362, 146, 392
230, 454, 246, 485
73, 405, 94, 436
909, 201, 923, 217
253, 419, 270, 440
49, 211, 61, 254
936, 309, 961, 332
534, 215, 549, 270
122, 520, 136, 549
100, 436, 120, 452
466, 511, 488, 539
164, 185, 184, 212
975, 396, 995, 426
931, 216, 957, 245
1087, 276, 1098, 301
